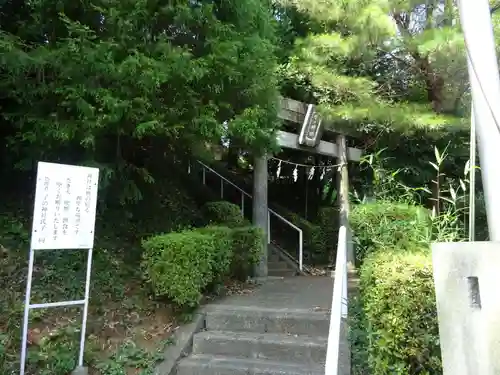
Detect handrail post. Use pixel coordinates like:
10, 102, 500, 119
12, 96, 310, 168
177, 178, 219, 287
342, 242, 348, 318
241, 193, 245, 216
299, 230, 303, 272
325, 226, 347, 375
202, 168, 206, 185
220, 179, 224, 198
267, 211, 271, 244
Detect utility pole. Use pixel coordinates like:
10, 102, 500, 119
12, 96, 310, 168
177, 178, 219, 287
459, 0, 500, 240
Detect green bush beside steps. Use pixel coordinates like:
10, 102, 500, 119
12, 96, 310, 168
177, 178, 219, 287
350, 201, 442, 375
141, 201, 263, 308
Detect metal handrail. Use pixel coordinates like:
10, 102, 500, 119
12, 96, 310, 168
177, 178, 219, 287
325, 225, 348, 375
197, 161, 252, 198
193, 160, 304, 271
267, 210, 304, 271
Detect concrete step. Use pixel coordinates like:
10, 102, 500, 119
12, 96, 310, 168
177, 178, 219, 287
268, 268, 297, 277
175, 354, 324, 375
267, 254, 281, 262
205, 307, 330, 337
268, 261, 295, 270
192, 330, 327, 366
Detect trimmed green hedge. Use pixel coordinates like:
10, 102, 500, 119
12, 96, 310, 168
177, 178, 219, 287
141, 229, 231, 307
197, 225, 263, 281
350, 201, 441, 374
358, 248, 441, 374
230, 226, 264, 280
141, 224, 263, 307
196, 226, 235, 285
203, 201, 249, 228
350, 201, 431, 265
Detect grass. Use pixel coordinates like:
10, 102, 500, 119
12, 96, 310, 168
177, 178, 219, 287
0, 211, 177, 375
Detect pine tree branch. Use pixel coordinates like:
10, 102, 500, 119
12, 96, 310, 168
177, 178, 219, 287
376, 48, 414, 69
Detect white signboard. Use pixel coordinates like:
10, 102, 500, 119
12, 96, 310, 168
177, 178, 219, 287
30, 162, 99, 250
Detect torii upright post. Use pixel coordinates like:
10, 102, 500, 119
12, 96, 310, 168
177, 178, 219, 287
253, 153, 269, 279
336, 134, 354, 269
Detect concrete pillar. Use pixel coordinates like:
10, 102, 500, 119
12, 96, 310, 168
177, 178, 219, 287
253, 153, 268, 278
336, 135, 354, 268
432, 242, 500, 375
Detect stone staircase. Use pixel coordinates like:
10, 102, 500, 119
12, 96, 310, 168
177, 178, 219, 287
174, 306, 330, 375
268, 245, 300, 277
164, 274, 354, 375
172, 162, 353, 374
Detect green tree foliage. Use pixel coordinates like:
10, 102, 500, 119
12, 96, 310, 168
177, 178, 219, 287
0, 0, 280, 201
273, 0, 494, 133
264, 0, 500, 209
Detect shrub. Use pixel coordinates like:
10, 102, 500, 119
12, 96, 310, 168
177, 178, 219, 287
196, 226, 234, 283
287, 211, 329, 265
200, 225, 264, 281
252, 202, 332, 265
349, 295, 370, 375
359, 248, 441, 374
350, 201, 431, 264
230, 226, 264, 280
141, 228, 232, 307
203, 201, 248, 228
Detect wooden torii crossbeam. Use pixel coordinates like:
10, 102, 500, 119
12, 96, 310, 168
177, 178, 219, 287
277, 97, 362, 161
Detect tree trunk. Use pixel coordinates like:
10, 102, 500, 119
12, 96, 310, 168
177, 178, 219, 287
418, 56, 445, 113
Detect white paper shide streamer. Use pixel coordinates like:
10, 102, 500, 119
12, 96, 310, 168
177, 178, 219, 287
271, 157, 334, 183
308, 166, 315, 180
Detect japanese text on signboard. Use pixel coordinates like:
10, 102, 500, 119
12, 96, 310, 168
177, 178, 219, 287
31, 163, 99, 250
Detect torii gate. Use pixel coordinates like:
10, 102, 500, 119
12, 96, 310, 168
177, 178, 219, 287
252, 97, 362, 278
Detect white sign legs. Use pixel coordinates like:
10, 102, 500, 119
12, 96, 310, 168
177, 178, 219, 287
20, 247, 94, 374
20, 162, 99, 375
20, 248, 35, 375
78, 247, 94, 366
